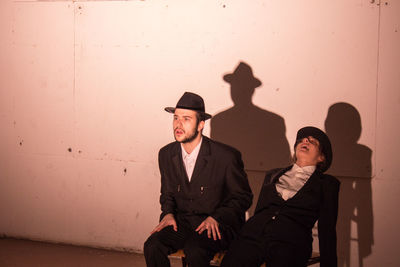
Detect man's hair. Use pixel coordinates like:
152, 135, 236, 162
195, 112, 206, 124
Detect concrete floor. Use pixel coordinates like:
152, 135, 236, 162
0, 238, 182, 267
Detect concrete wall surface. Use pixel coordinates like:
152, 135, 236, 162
0, 0, 399, 266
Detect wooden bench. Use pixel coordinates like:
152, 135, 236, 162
169, 249, 320, 267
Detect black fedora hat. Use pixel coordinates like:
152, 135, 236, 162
165, 92, 212, 120
223, 62, 262, 88
295, 126, 332, 173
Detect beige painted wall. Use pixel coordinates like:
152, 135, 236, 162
0, 0, 399, 266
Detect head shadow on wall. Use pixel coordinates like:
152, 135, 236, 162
210, 61, 291, 215
325, 102, 374, 267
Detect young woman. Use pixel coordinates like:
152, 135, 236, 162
221, 126, 340, 267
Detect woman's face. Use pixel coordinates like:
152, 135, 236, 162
295, 136, 324, 167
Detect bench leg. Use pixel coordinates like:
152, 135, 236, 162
181, 256, 187, 267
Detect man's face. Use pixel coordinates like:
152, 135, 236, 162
173, 108, 204, 143
295, 136, 324, 166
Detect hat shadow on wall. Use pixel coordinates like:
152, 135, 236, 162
210, 61, 291, 216
324, 102, 373, 267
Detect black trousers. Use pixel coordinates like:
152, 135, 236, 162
220, 227, 311, 267
144, 219, 232, 267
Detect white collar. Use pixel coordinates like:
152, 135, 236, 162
292, 163, 316, 175
181, 137, 203, 159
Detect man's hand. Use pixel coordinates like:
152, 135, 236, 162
195, 216, 221, 240
150, 213, 177, 234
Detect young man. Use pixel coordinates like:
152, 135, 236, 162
221, 126, 340, 267
144, 92, 253, 267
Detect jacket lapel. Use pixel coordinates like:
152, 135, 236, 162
171, 143, 189, 183
269, 166, 321, 201
270, 166, 292, 184
290, 169, 322, 201
189, 137, 211, 184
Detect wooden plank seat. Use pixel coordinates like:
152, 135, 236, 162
169, 249, 320, 267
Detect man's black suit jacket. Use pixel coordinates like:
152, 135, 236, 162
242, 166, 340, 267
158, 136, 253, 234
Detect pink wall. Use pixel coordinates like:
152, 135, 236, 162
0, 1, 399, 266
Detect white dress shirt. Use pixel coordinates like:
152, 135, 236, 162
275, 163, 316, 200
181, 138, 202, 182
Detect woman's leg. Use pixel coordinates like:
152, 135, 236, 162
221, 237, 265, 267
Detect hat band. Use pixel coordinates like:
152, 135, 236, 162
176, 105, 205, 112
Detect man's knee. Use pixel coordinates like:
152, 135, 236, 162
144, 234, 173, 267
144, 235, 163, 256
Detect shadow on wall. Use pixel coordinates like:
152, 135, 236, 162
210, 66, 374, 266
325, 102, 374, 267
210, 61, 291, 216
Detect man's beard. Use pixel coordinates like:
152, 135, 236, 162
175, 128, 200, 144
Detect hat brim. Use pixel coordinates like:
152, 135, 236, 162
164, 107, 212, 120
223, 74, 262, 88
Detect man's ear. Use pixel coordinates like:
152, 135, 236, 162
198, 120, 205, 132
